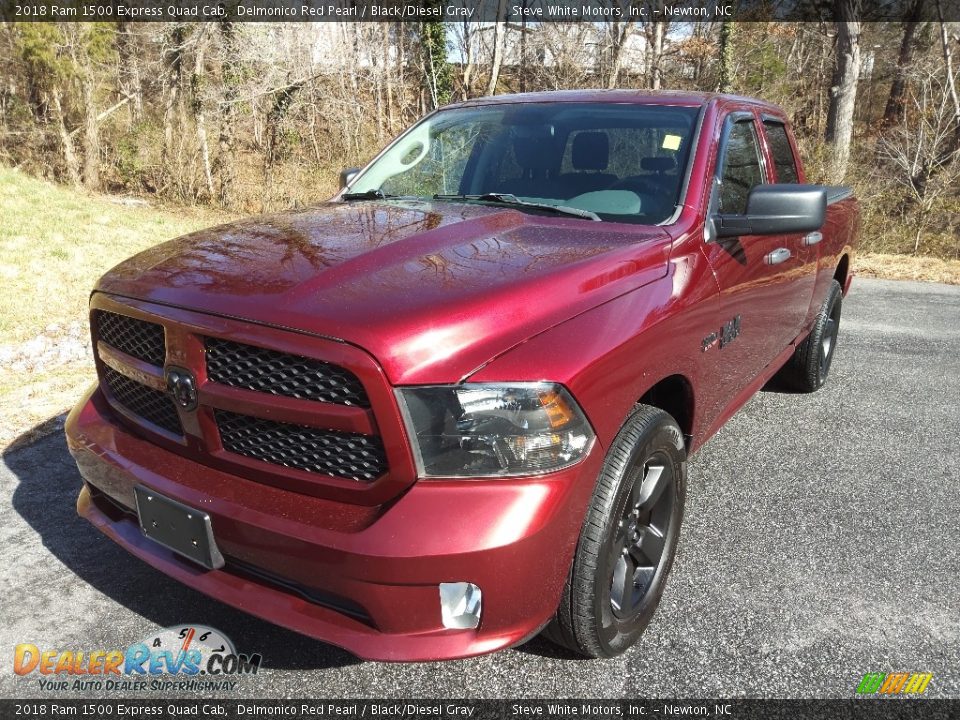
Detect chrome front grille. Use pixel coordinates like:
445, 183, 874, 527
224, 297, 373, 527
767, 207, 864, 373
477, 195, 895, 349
205, 337, 370, 407
215, 410, 387, 482
96, 311, 165, 366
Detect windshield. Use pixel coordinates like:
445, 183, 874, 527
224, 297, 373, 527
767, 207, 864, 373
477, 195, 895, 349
348, 102, 701, 224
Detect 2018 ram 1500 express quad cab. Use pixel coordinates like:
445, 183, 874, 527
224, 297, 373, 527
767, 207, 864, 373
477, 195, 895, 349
66, 90, 859, 661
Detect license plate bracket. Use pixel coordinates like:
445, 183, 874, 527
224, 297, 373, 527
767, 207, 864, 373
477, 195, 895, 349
134, 486, 224, 570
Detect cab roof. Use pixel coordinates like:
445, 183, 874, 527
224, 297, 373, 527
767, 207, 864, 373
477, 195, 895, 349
444, 89, 785, 115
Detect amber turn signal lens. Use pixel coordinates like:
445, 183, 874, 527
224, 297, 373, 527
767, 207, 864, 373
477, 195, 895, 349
538, 389, 577, 429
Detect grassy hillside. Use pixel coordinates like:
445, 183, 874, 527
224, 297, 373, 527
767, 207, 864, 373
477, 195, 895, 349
0, 166, 232, 448
0, 166, 231, 343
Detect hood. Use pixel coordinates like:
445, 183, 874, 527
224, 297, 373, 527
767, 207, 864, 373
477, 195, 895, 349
97, 200, 672, 384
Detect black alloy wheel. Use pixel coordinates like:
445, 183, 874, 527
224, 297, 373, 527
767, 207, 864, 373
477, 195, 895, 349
784, 279, 843, 392
609, 455, 675, 619
818, 293, 841, 381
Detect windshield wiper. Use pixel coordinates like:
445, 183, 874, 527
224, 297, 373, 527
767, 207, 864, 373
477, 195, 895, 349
341, 189, 397, 201
433, 193, 601, 222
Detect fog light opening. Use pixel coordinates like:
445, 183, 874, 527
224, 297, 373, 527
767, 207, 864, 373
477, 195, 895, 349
439, 582, 482, 630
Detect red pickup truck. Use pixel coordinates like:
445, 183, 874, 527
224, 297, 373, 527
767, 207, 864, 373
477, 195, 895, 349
66, 90, 858, 661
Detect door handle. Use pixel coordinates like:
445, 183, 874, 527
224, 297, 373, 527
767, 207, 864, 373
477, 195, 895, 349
765, 248, 792, 265
803, 231, 823, 247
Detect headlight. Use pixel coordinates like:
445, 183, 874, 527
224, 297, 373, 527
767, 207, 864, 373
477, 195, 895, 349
395, 383, 595, 478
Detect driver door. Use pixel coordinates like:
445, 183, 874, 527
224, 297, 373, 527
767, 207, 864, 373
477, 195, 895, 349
701, 113, 809, 389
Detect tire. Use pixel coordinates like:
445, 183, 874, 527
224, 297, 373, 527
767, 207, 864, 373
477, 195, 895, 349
545, 405, 687, 658
785, 279, 843, 393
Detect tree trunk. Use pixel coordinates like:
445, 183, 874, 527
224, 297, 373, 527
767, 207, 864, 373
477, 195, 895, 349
605, 21, 632, 90
487, 0, 507, 96
308, 106, 322, 166
717, 21, 736, 93
347, 25, 364, 153
50, 87, 81, 187
935, 1, 960, 162
882, 0, 926, 128
116, 21, 142, 122
519, 9, 528, 92
213, 22, 238, 208
80, 71, 99, 189
372, 27, 385, 144
383, 24, 395, 132
649, 22, 665, 90
263, 79, 305, 211
825, 3, 862, 183
191, 32, 214, 200
421, 20, 450, 110
161, 24, 184, 187
461, 19, 475, 99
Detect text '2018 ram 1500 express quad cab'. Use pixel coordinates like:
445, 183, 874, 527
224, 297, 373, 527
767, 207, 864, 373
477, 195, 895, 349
66, 90, 859, 661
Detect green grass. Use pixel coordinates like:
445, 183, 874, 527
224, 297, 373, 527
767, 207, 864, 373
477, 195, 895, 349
0, 165, 231, 344
0, 166, 232, 448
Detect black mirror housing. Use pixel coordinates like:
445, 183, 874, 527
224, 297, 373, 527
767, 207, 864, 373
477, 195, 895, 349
714, 184, 827, 238
339, 167, 360, 190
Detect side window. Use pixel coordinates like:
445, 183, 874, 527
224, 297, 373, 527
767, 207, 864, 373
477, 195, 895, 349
763, 121, 800, 184
718, 120, 764, 215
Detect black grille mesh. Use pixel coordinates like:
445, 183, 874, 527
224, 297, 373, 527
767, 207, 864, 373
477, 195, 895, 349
215, 410, 386, 481
205, 338, 369, 407
102, 366, 183, 435
96, 311, 166, 366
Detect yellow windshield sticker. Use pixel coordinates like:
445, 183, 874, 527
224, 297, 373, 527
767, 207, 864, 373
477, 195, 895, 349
662, 134, 682, 151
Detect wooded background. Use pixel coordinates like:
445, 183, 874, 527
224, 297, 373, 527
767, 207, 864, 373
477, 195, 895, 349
1, 14, 958, 257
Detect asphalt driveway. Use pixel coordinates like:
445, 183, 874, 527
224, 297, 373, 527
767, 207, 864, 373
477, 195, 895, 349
2, 277, 958, 699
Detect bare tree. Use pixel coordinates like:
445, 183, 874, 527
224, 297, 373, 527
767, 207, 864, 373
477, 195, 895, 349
935, 3, 960, 158
603, 19, 637, 89
57, 24, 107, 190
825, 0, 863, 183
876, 60, 960, 252
79, 67, 98, 189
535, 24, 596, 90
487, 0, 508, 95
213, 21, 238, 207
160, 24, 185, 187
882, 0, 928, 127
50, 87, 80, 187
717, 21, 735, 92
191, 27, 214, 200
116, 21, 143, 122
644, 18, 666, 90
450, 14, 485, 99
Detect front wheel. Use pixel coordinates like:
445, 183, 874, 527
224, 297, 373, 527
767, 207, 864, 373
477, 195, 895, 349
545, 405, 687, 658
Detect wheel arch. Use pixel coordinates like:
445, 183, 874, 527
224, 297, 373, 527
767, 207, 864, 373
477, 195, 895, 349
834, 254, 851, 294
637, 374, 695, 451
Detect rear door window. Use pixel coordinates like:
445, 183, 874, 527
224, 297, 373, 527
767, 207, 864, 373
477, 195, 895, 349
763, 121, 800, 184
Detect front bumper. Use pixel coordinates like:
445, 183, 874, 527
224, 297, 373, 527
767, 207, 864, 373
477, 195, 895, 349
66, 385, 602, 661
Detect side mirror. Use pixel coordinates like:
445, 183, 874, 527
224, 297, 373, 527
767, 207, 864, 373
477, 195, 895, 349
713, 184, 827, 238
339, 167, 360, 190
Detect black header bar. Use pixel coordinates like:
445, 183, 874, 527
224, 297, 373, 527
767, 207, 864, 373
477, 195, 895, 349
2, 699, 959, 720
3, 0, 960, 23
